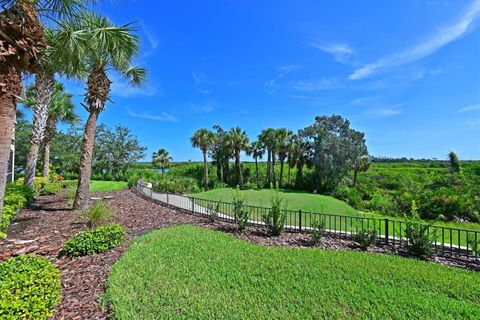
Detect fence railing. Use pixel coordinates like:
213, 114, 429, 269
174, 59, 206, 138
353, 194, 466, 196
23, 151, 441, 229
136, 180, 479, 261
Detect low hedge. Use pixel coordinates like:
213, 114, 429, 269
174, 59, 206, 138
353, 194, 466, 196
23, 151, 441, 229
63, 224, 125, 258
0, 255, 61, 320
1, 183, 35, 238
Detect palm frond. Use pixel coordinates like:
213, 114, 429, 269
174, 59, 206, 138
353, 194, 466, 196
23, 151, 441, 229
121, 66, 147, 87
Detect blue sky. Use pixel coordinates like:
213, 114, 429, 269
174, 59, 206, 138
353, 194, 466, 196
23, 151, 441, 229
57, 0, 480, 161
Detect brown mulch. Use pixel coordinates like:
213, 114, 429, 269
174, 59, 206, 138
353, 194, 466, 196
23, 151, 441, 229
0, 189, 478, 319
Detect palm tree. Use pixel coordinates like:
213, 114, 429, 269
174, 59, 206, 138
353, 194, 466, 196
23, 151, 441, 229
276, 128, 292, 187
352, 155, 370, 186
191, 128, 215, 190
227, 127, 249, 189
287, 134, 299, 185
246, 141, 264, 188
58, 13, 146, 209
258, 128, 275, 185
0, 0, 85, 217
42, 83, 78, 178
152, 149, 172, 177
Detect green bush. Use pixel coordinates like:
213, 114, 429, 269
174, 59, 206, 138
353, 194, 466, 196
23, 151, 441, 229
83, 201, 115, 229
404, 221, 435, 259
0, 255, 61, 320
353, 228, 377, 251
262, 190, 287, 236
1, 183, 34, 233
39, 183, 62, 195
232, 189, 249, 231
63, 224, 125, 258
16, 177, 49, 194
310, 217, 326, 244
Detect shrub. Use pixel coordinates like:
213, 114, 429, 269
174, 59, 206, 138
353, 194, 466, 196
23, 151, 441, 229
232, 189, 249, 231
1, 183, 34, 233
16, 177, 49, 193
206, 199, 221, 223
0, 255, 61, 320
5, 183, 34, 204
353, 228, 377, 251
404, 221, 435, 259
84, 201, 115, 229
63, 224, 125, 258
467, 234, 479, 256
310, 217, 326, 244
39, 183, 62, 195
262, 190, 287, 236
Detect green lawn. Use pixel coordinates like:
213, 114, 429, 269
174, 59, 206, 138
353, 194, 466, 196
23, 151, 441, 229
105, 225, 480, 319
191, 188, 480, 246
63, 180, 128, 192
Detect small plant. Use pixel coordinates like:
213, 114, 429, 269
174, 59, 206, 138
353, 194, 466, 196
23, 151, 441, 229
353, 227, 377, 251
404, 221, 436, 259
262, 190, 287, 236
39, 183, 62, 195
84, 201, 115, 229
0, 255, 61, 319
67, 185, 77, 205
310, 217, 326, 244
232, 188, 249, 231
207, 199, 221, 223
467, 235, 479, 256
63, 224, 125, 258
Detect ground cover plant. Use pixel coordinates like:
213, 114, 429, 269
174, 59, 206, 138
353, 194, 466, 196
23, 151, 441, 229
0, 255, 61, 320
0, 183, 34, 238
105, 225, 480, 320
63, 224, 125, 258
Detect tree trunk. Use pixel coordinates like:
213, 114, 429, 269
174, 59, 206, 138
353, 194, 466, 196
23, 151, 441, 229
0, 65, 21, 219
216, 160, 222, 182
203, 151, 209, 190
236, 151, 244, 189
287, 163, 291, 185
353, 170, 358, 187
272, 152, 277, 187
266, 149, 271, 185
42, 138, 51, 178
255, 156, 260, 188
73, 110, 100, 209
24, 71, 54, 186
279, 159, 284, 187
224, 160, 230, 185
296, 161, 304, 186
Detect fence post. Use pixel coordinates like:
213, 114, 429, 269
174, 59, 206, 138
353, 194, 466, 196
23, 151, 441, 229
166, 192, 169, 205
384, 218, 389, 244
192, 198, 195, 213
299, 210, 302, 231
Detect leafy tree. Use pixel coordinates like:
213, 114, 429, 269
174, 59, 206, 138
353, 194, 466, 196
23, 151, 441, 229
152, 149, 172, 177
448, 151, 461, 174
299, 115, 368, 192
50, 126, 82, 177
191, 128, 215, 190
276, 128, 292, 187
93, 125, 146, 179
57, 13, 147, 209
0, 0, 86, 223
352, 155, 370, 186
246, 141, 264, 188
226, 127, 249, 189
14, 119, 33, 174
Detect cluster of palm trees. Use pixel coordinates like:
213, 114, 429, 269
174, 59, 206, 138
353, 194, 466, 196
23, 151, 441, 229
0, 0, 146, 216
152, 149, 172, 177
191, 126, 312, 190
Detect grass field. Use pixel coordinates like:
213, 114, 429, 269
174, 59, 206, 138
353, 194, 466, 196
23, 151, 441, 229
64, 180, 128, 192
105, 225, 480, 319
191, 188, 480, 246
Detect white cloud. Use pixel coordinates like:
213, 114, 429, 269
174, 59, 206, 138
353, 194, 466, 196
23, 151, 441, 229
109, 73, 159, 98
458, 104, 480, 112
265, 65, 299, 94
350, 0, 480, 80
310, 41, 354, 63
350, 96, 382, 105
366, 104, 403, 117
192, 71, 210, 95
126, 106, 177, 122
141, 22, 159, 50
293, 78, 340, 91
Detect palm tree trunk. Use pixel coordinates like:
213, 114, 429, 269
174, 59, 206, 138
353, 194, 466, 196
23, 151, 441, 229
287, 162, 291, 185
272, 152, 277, 187
42, 138, 51, 178
0, 65, 21, 219
224, 160, 230, 184
24, 71, 54, 186
255, 156, 260, 188
236, 151, 244, 189
353, 170, 358, 187
203, 151, 209, 190
296, 161, 304, 185
279, 159, 284, 187
73, 110, 100, 209
216, 160, 222, 182
266, 149, 271, 184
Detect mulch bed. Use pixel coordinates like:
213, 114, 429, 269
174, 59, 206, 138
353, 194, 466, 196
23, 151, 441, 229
0, 189, 478, 319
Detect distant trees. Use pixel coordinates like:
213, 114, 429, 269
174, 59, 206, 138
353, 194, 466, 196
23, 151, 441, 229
448, 151, 461, 174
247, 141, 264, 188
226, 127, 249, 188
191, 128, 215, 190
152, 149, 172, 177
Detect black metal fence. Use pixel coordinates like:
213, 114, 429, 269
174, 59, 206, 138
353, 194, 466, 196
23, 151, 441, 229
137, 181, 479, 261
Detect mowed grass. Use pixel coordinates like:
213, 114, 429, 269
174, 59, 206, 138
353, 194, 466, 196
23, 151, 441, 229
63, 180, 128, 192
191, 188, 480, 246
105, 225, 480, 320
192, 188, 358, 215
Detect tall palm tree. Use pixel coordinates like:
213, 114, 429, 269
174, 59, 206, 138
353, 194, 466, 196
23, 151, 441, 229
258, 128, 275, 185
246, 141, 264, 189
0, 0, 85, 217
286, 134, 300, 185
191, 128, 215, 190
152, 149, 172, 177
42, 83, 78, 178
227, 127, 249, 189
276, 128, 292, 187
58, 13, 146, 209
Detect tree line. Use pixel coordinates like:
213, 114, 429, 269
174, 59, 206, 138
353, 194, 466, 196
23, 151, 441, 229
0, 0, 147, 220
191, 114, 369, 192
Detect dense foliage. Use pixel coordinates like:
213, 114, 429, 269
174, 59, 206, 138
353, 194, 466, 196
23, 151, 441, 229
63, 224, 125, 258
105, 226, 480, 319
0, 255, 61, 320
0, 184, 34, 238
